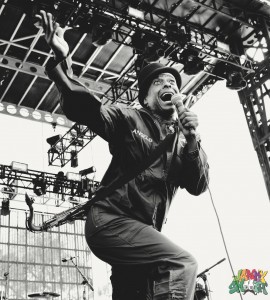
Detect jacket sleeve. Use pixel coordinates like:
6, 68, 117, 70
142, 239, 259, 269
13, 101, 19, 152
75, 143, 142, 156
45, 56, 107, 140
181, 142, 209, 196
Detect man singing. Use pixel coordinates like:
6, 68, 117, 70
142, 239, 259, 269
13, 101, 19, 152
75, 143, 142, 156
37, 10, 209, 300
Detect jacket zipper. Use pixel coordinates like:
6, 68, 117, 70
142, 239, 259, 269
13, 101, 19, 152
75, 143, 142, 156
152, 195, 158, 229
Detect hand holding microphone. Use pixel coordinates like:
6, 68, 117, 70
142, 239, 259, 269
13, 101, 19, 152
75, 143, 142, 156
171, 94, 198, 137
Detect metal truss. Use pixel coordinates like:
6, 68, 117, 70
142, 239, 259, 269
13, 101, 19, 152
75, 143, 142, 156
48, 123, 97, 167
238, 59, 270, 199
3, 0, 270, 197
44, 0, 265, 167
0, 163, 100, 200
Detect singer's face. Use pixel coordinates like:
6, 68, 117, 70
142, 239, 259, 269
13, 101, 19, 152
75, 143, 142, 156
144, 73, 179, 118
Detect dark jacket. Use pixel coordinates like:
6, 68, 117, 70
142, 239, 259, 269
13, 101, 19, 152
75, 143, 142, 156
46, 57, 209, 231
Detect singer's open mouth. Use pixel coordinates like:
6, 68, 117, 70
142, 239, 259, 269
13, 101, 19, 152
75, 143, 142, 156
160, 92, 174, 102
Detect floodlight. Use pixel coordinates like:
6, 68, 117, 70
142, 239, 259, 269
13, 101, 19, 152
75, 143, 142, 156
166, 19, 189, 47
226, 70, 247, 91
11, 161, 28, 172
53, 171, 65, 194
32, 177, 47, 196
66, 172, 82, 182
71, 150, 78, 168
46, 134, 62, 146
79, 166, 96, 176
127, 7, 144, 20
180, 49, 204, 75
211, 62, 247, 91
92, 15, 114, 47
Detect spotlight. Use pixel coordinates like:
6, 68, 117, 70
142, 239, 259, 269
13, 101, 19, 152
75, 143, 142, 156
127, 7, 144, 20
91, 15, 114, 47
166, 19, 189, 47
53, 171, 65, 194
32, 177, 47, 196
66, 172, 82, 182
212, 62, 247, 91
226, 70, 247, 91
47, 134, 62, 146
131, 31, 145, 54
79, 166, 96, 176
132, 31, 165, 62
180, 49, 204, 75
11, 161, 28, 172
145, 42, 165, 63
70, 150, 78, 168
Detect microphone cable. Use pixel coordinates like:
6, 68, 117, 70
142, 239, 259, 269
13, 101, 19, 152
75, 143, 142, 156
197, 144, 244, 300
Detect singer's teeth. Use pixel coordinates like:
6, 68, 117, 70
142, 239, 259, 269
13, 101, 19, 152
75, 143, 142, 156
160, 92, 173, 102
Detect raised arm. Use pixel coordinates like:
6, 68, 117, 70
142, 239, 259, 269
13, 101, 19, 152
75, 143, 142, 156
35, 11, 106, 139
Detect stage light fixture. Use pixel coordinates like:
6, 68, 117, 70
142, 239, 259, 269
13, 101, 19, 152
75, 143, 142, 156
32, 177, 47, 196
66, 172, 82, 182
70, 150, 78, 168
53, 171, 65, 194
47, 134, 62, 146
79, 166, 96, 176
145, 43, 165, 63
11, 161, 28, 172
132, 31, 165, 63
166, 19, 189, 47
180, 49, 204, 75
226, 70, 247, 91
91, 15, 114, 47
211, 62, 247, 91
127, 7, 144, 20
131, 31, 145, 54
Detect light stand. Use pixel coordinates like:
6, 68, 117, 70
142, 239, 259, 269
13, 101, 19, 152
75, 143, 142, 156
195, 258, 226, 300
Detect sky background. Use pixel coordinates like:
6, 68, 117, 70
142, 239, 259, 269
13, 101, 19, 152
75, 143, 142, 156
0, 79, 270, 300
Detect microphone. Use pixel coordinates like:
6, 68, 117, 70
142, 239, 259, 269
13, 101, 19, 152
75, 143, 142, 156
3, 272, 9, 277
62, 256, 76, 262
171, 94, 195, 135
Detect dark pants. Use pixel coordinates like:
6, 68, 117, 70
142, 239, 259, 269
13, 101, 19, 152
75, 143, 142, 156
85, 205, 198, 300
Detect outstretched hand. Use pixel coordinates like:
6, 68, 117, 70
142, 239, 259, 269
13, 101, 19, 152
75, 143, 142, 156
35, 10, 69, 60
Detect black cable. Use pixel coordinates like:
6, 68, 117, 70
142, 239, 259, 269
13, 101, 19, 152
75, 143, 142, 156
198, 144, 244, 300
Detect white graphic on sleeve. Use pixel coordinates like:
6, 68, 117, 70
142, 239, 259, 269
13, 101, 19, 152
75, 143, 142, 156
132, 129, 153, 143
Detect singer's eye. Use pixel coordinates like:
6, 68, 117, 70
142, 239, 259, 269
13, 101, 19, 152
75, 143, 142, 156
153, 79, 161, 85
